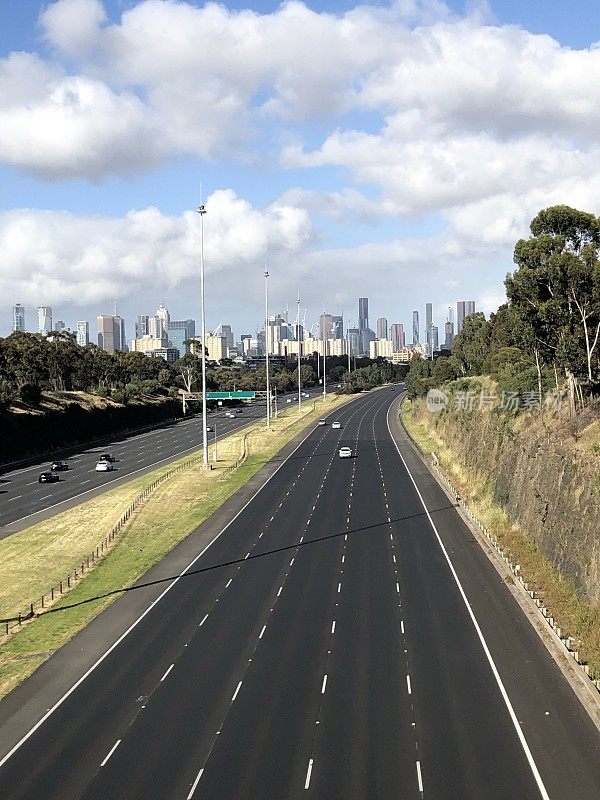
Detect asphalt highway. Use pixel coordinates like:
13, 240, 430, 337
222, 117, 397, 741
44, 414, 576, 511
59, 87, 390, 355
0, 387, 323, 536
1, 388, 600, 798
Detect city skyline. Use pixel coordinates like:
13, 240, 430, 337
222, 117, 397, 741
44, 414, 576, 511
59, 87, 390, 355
8, 295, 473, 363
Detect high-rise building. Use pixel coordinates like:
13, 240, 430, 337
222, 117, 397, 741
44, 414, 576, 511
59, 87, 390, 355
136, 314, 150, 339
358, 298, 369, 331
347, 327, 360, 358
456, 300, 476, 334
412, 310, 419, 345
425, 303, 434, 356
390, 323, 405, 351
76, 321, 89, 347
97, 314, 125, 354
444, 307, 454, 348
167, 319, 196, 358
12, 304, 25, 332
156, 302, 170, 338
190, 333, 228, 362
376, 317, 389, 340
38, 306, 52, 336
221, 325, 234, 351
54, 321, 66, 332
331, 315, 343, 339
431, 325, 439, 353
319, 313, 334, 342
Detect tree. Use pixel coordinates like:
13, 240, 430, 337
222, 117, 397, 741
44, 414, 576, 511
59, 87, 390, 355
452, 313, 490, 376
507, 204, 600, 409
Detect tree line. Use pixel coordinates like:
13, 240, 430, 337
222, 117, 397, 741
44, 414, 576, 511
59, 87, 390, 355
407, 204, 600, 415
0, 332, 401, 411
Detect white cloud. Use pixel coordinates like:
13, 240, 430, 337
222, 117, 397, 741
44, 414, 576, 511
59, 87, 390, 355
0, 190, 314, 313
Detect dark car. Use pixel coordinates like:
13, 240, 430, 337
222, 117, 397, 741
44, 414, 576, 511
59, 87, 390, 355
39, 471, 60, 483
98, 453, 116, 463
51, 460, 69, 471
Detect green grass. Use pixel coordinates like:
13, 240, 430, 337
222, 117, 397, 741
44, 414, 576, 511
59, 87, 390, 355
0, 393, 352, 698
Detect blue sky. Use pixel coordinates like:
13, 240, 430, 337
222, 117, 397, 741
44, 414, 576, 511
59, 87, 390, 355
2, 0, 600, 339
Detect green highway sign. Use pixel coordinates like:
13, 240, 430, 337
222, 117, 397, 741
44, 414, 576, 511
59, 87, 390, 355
206, 391, 256, 399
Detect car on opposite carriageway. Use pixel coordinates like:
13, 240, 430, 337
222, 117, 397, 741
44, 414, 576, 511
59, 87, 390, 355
39, 470, 60, 483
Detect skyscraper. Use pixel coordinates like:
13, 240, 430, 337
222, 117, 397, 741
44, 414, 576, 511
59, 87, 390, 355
136, 314, 150, 339
331, 315, 343, 339
456, 300, 476, 334
38, 306, 52, 336
412, 310, 419, 345
425, 302, 433, 356
76, 321, 89, 347
319, 313, 334, 341
390, 323, 405, 351
376, 317, 388, 340
167, 319, 196, 357
156, 302, 170, 337
12, 304, 25, 332
444, 307, 454, 348
97, 314, 125, 354
358, 298, 369, 331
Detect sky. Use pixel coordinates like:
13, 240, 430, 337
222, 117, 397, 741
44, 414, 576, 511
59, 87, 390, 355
2, 0, 600, 340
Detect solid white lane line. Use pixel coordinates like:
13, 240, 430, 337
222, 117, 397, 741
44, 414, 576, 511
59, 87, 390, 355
199, 613, 209, 626
407, 674, 412, 695
231, 681, 242, 703
305, 758, 314, 790
331, 620, 336, 634
226, 578, 233, 588
100, 739, 121, 767
416, 761, 423, 793
187, 768, 204, 799
321, 674, 328, 694
386, 402, 551, 800
259, 625, 267, 639
160, 664, 174, 682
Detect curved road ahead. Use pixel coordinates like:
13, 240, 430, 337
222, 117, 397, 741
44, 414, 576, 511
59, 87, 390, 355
1, 388, 600, 798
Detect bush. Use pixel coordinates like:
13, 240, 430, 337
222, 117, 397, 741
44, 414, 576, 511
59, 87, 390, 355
19, 383, 42, 406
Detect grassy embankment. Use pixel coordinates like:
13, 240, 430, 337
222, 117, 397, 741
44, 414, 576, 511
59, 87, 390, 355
0, 393, 351, 698
401, 394, 600, 677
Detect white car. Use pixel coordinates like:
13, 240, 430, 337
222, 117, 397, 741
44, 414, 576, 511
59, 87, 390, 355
226, 412, 235, 418
206, 426, 213, 432
338, 447, 353, 459
286, 398, 292, 403
317, 419, 327, 426
332, 421, 341, 429
303, 393, 310, 398
95, 460, 114, 472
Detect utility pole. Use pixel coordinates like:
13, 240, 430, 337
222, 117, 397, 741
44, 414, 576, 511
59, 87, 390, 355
297, 292, 302, 412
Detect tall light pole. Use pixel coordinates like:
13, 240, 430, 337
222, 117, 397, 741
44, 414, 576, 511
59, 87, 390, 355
297, 292, 302, 412
196, 202, 209, 468
322, 315, 327, 399
347, 316, 352, 375
264, 269, 271, 430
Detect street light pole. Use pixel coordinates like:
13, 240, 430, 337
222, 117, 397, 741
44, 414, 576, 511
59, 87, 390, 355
297, 291, 302, 413
264, 269, 271, 430
347, 316, 351, 374
322, 315, 327, 399
196, 202, 209, 468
